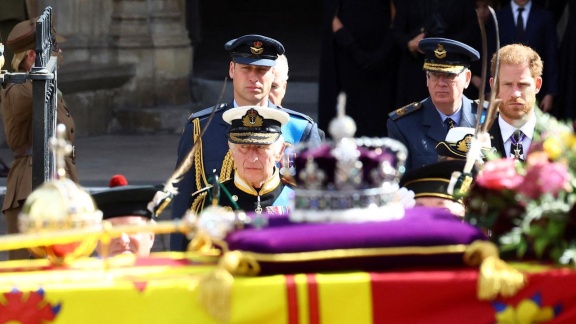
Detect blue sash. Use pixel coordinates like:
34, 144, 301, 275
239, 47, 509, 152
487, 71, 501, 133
281, 117, 308, 145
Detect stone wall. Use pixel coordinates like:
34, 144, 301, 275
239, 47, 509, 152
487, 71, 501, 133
25, 0, 193, 136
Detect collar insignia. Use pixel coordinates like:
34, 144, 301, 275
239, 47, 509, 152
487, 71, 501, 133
434, 44, 447, 59
242, 108, 264, 127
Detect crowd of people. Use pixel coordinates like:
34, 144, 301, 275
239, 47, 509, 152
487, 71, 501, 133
319, 0, 575, 129
0, 0, 575, 259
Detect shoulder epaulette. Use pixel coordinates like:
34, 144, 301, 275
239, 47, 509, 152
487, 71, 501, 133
388, 102, 422, 121
279, 107, 314, 123
187, 103, 228, 123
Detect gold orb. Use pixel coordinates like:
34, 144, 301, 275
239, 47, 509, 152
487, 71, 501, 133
18, 178, 103, 264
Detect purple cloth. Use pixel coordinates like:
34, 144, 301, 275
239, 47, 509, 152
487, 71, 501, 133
226, 207, 486, 274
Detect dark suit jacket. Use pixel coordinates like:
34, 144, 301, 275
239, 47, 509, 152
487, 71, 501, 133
391, 0, 479, 106
387, 95, 478, 171
488, 108, 544, 158
495, 3, 559, 98
318, 0, 396, 137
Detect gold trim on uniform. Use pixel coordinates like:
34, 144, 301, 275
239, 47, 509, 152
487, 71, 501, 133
228, 133, 278, 144
414, 192, 455, 201
190, 191, 208, 215
403, 177, 449, 187
193, 118, 209, 192
233, 167, 281, 196
220, 150, 234, 181
423, 62, 465, 74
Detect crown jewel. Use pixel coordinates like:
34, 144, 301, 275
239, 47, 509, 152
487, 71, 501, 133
290, 93, 408, 222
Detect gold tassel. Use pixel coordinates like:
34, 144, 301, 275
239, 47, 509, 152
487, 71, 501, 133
463, 240, 527, 300
197, 251, 261, 322
198, 265, 234, 323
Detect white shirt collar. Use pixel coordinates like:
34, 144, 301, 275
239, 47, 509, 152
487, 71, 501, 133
233, 99, 270, 108
511, 0, 532, 14
498, 109, 537, 141
437, 108, 462, 125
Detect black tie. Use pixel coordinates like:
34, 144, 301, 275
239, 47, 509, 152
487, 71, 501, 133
510, 129, 524, 160
445, 118, 456, 129
517, 7, 525, 37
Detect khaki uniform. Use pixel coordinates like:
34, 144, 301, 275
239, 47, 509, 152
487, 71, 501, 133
1, 80, 78, 212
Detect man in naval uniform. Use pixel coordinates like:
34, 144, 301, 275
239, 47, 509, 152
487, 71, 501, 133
171, 34, 323, 250
387, 38, 481, 171
189, 106, 293, 218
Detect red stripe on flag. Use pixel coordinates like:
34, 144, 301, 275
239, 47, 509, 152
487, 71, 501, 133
307, 274, 320, 324
285, 274, 299, 324
369, 272, 387, 323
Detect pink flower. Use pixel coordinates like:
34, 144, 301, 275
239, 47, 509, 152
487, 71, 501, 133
476, 158, 523, 190
517, 161, 571, 199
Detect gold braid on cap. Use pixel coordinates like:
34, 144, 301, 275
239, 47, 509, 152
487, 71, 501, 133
193, 118, 209, 191
220, 150, 234, 181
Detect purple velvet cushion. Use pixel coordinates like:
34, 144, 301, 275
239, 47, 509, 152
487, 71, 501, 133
226, 207, 486, 275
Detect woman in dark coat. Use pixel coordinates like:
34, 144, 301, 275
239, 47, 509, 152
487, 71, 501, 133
318, 0, 397, 137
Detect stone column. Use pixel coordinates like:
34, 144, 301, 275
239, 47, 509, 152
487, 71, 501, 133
111, 0, 192, 107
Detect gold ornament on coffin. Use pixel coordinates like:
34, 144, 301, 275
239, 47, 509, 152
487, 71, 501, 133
17, 124, 103, 264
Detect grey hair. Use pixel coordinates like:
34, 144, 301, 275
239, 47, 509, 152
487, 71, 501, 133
274, 54, 289, 82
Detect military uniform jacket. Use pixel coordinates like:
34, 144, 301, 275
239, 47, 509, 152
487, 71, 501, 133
171, 101, 321, 231
1, 80, 78, 211
386, 95, 478, 171
190, 170, 293, 215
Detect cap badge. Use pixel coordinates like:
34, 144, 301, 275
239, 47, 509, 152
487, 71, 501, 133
242, 108, 264, 127
434, 44, 447, 59
456, 134, 473, 153
250, 41, 264, 55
